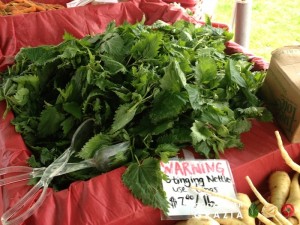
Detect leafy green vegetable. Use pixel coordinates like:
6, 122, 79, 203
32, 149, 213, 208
122, 157, 169, 213
0, 19, 272, 214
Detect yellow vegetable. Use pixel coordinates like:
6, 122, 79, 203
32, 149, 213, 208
285, 173, 300, 221
236, 193, 255, 225
268, 171, 291, 210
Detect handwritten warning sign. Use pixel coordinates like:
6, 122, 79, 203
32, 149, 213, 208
160, 159, 241, 218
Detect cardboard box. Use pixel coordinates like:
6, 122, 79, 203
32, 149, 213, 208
261, 45, 300, 143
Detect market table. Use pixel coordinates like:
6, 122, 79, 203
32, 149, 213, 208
1, 99, 300, 225
0, 0, 296, 224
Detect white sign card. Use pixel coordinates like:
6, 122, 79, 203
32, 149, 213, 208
160, 159, 241, 219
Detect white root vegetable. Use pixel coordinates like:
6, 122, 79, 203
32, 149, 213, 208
186, 216, 220, 225
190, 186, 276, 225
214, 218, 246, 225
174, 216, 220, 225
268, 171, 291, 211
285, 173, 300, 222
245, 176, 292, 225
236, 193, 255, 225
287, 216, 298, 225
275, 131, 300, 173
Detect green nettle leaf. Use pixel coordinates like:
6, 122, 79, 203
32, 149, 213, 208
27, 155, 42, 168
0, 79, 16, 99
225, 59, 247, 88
131, 32, 163, 60
195, 57, 217, 84
101, 55, 127, 74
14, 46, 56, 66
122, 158, 169, 214
150, 120, 174, 136
38, 106, 65, 138
191, 121, 213, 143
63, 102, 82, 119
154, 144, 179, 162
13, 87, 29, 106
149, 91, 187, 123
185, 84, 203, 110
241, 88, 260, 106
200, 106, 230, 126
194, 141, 211, 158
110, 102, 139, 133
160, 60, 187, 92
61, 116, 76, 136
231, 119, 252, 134
78, 133, 112, 159
40, 148, 55, 165
100, 32, 125, 60
12, 75, 40, 91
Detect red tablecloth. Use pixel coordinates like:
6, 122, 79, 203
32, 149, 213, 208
1, 100, 299, 225
0, 0, 268, 71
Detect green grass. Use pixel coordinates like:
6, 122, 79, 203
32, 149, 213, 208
212, 0, 300, 62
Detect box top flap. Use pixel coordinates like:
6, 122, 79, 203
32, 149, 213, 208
271, 46, 300, 87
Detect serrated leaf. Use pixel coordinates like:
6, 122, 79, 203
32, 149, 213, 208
12, 74, 39, 91
122, 157, 169, 214
225, 59, 246, 88
191, 120, 213, 143
14, 45, 56, 66
194, 141, 211, 158
131, 32, 163, 60
13, 87, 29, 106
40, 148, 55, 165
110, 102, 139, 133
77, 133, 112, 159
231, 119, 251, 134
38, 106, 65, 138
185, 84, 203, 110
100, 32, 125, 60
101, 55, 127, 74
155, 144, 179, 162
61, 117, 76, 137
150, 91, 187, 123
62, 102, 82, 119
195, 57, 217, 84
160, 60, 186, 92
200, 105, 231, 126
27, 155, 42, 168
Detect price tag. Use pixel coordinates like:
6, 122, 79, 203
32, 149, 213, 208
160, 159, 242, 219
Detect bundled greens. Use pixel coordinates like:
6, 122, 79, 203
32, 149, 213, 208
0, 19, 271, 213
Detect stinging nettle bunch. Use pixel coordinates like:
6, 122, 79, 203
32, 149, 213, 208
0, 19, 272, 213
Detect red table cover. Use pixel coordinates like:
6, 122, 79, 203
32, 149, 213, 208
0, 0, 283, 224
0, 0, 268, 71
2, 101, 300, 225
